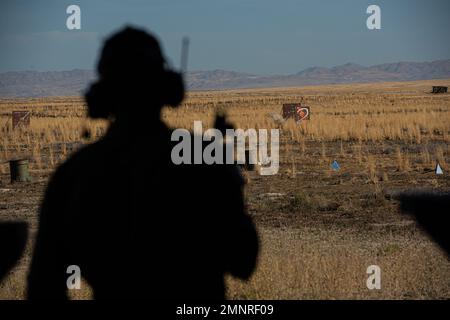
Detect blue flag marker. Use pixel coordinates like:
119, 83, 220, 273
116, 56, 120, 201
331, 160, 340, 171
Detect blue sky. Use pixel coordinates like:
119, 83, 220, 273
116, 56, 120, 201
0, 0, 449, 74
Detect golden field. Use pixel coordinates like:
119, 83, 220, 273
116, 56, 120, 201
0, 79, 449, 299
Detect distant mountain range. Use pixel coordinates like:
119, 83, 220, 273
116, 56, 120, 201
1, 59, 450, 97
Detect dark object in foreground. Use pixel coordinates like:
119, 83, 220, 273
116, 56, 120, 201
0, 222, 28, 281
398, 191, 450, 255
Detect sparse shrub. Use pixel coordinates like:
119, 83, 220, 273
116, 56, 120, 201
396, 147, 411, 172
286, 191, 313, 212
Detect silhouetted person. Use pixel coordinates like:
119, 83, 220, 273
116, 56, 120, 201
0, 222, 28, 281
398, 191, 450, 256
27, 26, 259, 299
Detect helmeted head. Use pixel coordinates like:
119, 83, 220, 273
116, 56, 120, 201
85, 26, 184, 120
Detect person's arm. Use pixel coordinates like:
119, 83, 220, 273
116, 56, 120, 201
219, 166, 259, 280
27, 167, 69, 299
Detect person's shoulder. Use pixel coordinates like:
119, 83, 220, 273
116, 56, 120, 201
167, 128, 245, 186
191, 163, 245, 190
50, 139, 108, 183
219, 164, 245, 187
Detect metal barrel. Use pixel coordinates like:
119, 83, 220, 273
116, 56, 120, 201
9, 159, 31, 183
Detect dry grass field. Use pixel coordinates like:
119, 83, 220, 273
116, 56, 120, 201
0, 79, 449, 299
